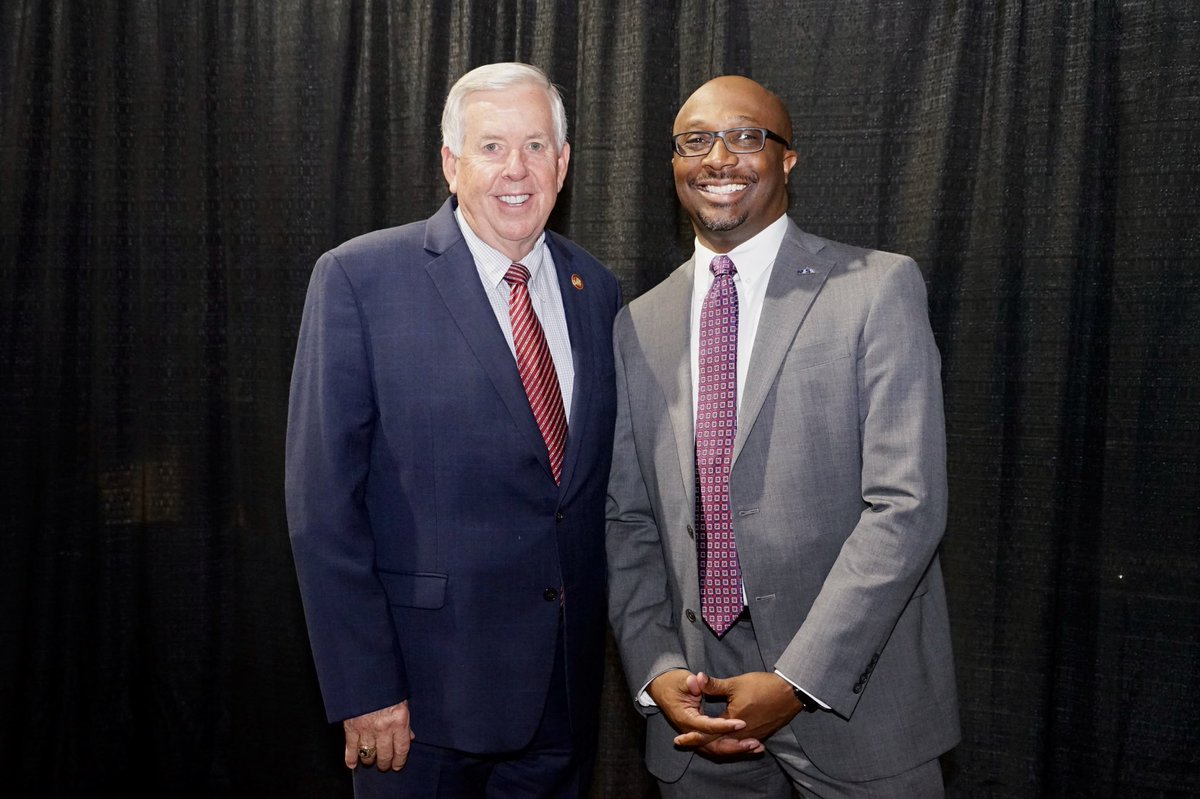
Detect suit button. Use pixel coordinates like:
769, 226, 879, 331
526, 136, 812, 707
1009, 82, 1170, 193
543, 587, 559, 602
555, 511, 565, 522
686, 524, 694, 539
686, 609, 697, 623
853, 683, 864, 694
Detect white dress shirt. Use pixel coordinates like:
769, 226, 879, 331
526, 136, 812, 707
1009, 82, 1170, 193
455, 206, 574, 422
688, 214, 789, 419
684, 213, 829, 710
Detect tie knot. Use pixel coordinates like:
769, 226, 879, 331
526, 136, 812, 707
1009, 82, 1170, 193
710, 255, 737, 278
505, 263, 531, 287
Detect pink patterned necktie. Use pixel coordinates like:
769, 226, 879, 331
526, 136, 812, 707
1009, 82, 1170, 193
696, 254, 742, 636
505, 263, 568, 484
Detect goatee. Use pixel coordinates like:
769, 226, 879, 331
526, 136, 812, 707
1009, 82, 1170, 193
696, 209, 749, 232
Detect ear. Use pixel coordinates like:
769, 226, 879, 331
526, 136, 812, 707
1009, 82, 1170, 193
441, 146, 459, 193
782, 148, 798, 180
555, 142, 571, 192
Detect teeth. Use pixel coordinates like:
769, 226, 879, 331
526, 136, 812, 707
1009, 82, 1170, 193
703, 184, 747, 195
499, 194, 530, 205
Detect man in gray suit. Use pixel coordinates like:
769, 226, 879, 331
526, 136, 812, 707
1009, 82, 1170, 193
606, 75, 960, 797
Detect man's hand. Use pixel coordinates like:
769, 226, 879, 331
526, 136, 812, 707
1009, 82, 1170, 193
673, 672, 804, 752
647, 670, 763, 756
343, 700, 414, 771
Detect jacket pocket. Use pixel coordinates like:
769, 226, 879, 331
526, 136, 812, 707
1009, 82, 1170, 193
787, 337, 852, 370
378, 570, 448, 609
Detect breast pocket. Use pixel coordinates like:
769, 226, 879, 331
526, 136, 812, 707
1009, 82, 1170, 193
778, 337, 855, 405
785, 337, 853, 371
771, 337, 858, 461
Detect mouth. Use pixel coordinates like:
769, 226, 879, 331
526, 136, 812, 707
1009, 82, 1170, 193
497, 194, 531, 206
692, 171, 755, 200
699, 183, 748, 196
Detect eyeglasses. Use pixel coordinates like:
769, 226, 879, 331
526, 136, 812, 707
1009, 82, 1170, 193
671, 127, 791, 157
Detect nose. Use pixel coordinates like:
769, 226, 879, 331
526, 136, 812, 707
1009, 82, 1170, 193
701, 136, 738, 168
502, 147, 529, 179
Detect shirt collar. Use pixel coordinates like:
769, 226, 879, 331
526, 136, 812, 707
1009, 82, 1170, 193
454, 205, 548, 291
693, 213, 789, 281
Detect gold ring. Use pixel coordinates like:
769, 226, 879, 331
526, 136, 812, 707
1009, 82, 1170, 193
358, 745, 376, 760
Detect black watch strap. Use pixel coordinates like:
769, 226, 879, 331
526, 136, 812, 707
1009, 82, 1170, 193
791, 685, 815, 712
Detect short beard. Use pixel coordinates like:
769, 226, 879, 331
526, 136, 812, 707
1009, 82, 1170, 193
695, 208, 749, 232
688, 169, 754, 232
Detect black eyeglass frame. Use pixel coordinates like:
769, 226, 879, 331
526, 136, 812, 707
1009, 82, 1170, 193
671, 127, 792, 157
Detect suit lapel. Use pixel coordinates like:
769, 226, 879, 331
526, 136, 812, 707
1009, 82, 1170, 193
548, 233, 591, 494
423, 200, 555, 480
643, 261, 698, 508
734, 224, 835, 465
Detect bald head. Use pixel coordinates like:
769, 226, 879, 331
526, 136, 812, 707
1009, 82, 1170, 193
675, 76, 793, 145
671, 75, 797, 252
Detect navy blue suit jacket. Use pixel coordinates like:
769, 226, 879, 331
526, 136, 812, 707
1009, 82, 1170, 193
286, 198, 621, 754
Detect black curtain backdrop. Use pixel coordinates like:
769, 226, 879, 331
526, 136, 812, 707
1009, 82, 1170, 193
2, 1, 1197, 797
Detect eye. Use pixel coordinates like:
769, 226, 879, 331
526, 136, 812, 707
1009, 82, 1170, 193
482, 142, 501, 153
730, 129, 759, 144
678, 133, 713, 153
528, 141, 545, 152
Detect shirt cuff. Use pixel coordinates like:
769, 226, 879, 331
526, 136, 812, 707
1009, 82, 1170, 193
774, 669, 830, 710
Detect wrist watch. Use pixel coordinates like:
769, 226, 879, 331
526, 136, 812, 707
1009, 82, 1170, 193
792, 685, 814, 711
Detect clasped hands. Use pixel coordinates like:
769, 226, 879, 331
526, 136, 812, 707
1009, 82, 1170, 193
647, 669, 804, 757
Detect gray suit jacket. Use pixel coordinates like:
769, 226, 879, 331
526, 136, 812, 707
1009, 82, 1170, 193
606, 219, 960, 782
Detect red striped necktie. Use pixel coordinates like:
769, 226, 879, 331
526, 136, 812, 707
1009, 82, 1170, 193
505, 263, 568, 484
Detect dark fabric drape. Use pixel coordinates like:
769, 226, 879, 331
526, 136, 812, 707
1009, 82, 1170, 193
2, 1, 1196, 796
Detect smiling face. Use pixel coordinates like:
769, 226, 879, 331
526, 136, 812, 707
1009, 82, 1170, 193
672, 76, 797, 252
442, 83, 570, 262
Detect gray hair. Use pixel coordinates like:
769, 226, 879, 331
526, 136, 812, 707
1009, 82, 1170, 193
441, 62, 568, 155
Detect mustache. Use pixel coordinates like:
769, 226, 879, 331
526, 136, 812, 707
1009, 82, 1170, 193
689, 167, 759, 187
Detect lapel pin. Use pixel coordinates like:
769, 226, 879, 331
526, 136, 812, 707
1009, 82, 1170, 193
797, 267, 816, 275
571, 274, 584, 290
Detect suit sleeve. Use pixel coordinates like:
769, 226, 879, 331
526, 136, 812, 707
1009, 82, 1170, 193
605, 309, 689, 708
285, 251, 408, 722
775, 256, 948, 717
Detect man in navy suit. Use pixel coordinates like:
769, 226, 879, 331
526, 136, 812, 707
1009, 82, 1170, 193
286, 62, 621, 798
